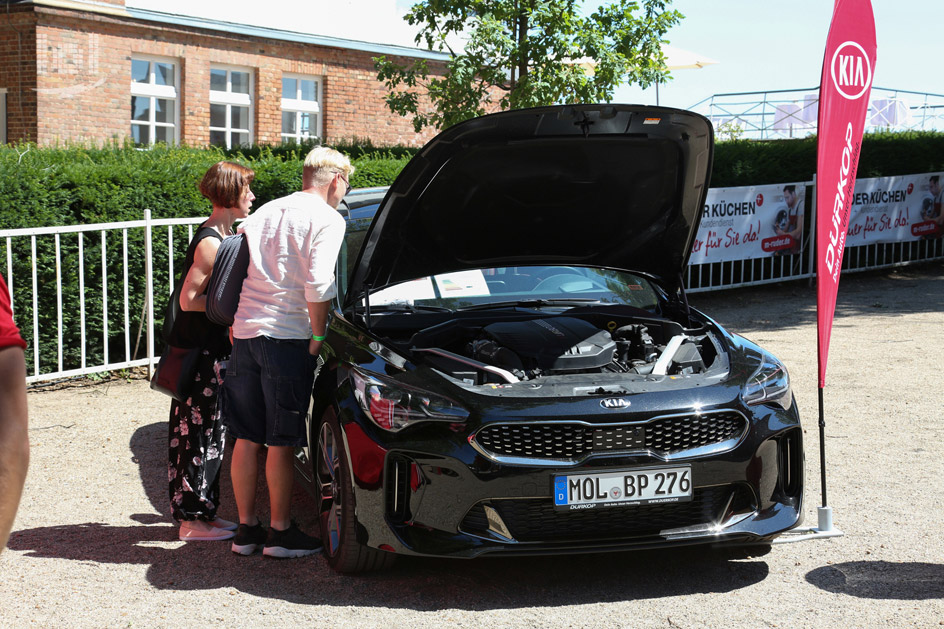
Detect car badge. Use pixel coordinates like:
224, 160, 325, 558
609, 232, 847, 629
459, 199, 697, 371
600, 398, 631, 409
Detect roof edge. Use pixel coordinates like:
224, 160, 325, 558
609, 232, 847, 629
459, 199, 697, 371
16, 0, 449, 61
125, 7, 451, 61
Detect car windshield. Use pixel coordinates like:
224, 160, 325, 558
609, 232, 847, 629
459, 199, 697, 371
336, 203, 659, 313
368, 266, 660, 312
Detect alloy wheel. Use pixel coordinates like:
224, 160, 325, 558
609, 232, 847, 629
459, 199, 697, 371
316, 421, 343, 556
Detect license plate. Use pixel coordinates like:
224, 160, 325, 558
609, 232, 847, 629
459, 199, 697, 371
553, 466, 692, 511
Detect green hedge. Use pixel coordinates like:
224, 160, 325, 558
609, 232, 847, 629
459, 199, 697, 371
0, 141, 414, 371
1, 130, 942, 375
4, 130, 940, 229
710, 130, 944, 187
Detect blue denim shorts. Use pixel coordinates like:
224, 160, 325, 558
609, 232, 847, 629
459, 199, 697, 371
220, 336, 317, 447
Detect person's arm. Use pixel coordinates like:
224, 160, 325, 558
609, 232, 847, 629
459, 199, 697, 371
0, 345, 29, 554
307, 300, 330, 356
788, 212, 804, 241
179, 237, 221, 312
305, 214, 346, 355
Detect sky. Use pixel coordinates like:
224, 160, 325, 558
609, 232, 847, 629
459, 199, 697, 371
128, 0, 941, 110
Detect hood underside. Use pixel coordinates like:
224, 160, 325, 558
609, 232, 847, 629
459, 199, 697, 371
346, 105, 713, 308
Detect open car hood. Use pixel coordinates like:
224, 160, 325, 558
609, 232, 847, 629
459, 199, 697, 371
345, 104, 712, 308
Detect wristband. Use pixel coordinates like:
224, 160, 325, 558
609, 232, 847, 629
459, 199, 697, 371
311, 333, 326, 342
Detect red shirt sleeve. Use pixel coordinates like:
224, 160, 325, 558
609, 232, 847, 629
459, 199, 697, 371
0, 275, 26, 350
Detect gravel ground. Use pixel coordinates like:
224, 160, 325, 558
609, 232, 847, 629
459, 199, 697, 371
2, 263, 943, 628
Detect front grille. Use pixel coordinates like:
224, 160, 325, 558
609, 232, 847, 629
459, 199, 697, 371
647, 412, 744, 454
473, 411, 746, 462
460, 484, 755, 543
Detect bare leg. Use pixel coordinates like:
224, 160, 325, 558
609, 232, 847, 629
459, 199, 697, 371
0, 346, 29, 554
230, 438, 262, 526
266, 445, 295, 530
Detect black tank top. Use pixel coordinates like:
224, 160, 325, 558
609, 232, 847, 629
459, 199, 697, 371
167, 225, 231, 358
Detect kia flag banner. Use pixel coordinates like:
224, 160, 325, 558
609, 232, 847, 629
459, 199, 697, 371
816, 0, 876, 388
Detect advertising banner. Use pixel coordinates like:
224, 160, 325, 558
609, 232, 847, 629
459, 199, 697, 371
689, 183, 806, 265
815, 0, 876, 388
846, 173, 944, 245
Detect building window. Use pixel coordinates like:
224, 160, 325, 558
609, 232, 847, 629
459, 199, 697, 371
281, 75, 322, 143
0, 89, 6, 144
130, 57, 178, 146
209, 67, 252, 148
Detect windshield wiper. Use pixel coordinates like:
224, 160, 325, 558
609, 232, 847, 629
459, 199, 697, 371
361, 303, 453, 313
456, 298, 603, 312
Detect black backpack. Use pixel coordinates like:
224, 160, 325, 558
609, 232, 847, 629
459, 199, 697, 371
205, 233, 250, 327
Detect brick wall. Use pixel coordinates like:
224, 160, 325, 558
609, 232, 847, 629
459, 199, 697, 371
2, 4, 440, 147
0, 9, 39, 143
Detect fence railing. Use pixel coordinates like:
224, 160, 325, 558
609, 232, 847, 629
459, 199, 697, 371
1, 210, 204, 383
685, 176, 944, 292
4, 205, 943, 384
690, 86, 944, 140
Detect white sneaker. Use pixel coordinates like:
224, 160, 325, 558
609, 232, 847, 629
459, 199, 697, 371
208, 517, 238, 531
179, 519, 236, 541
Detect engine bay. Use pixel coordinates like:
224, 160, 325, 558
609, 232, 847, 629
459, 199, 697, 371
372, 310, 725, 391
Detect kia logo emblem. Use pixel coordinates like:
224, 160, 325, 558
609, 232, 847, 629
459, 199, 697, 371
600, 398, 630, 409
830, 41, 872, 100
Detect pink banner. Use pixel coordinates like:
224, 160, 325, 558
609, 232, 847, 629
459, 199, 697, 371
816, 0, 877, 388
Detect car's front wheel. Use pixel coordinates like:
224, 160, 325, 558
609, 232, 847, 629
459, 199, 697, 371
315, 408, 395, 573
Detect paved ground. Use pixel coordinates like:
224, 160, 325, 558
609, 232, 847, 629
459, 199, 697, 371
2, 263, 943, 628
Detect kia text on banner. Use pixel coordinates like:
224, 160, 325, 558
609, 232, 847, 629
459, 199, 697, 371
816, 0, 876, 388
690, 183, 807, 265
846, 172, 944, 245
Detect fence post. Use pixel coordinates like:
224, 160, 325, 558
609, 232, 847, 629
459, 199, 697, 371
809, 174, 818, 286
145, 209, 154, 378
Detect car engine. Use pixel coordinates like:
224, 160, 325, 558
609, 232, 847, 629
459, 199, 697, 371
408, 314, 716, 386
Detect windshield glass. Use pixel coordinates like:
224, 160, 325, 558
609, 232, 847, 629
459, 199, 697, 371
369, 266, 659, 311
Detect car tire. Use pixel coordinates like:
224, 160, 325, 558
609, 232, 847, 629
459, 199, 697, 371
315, 407, 396, 573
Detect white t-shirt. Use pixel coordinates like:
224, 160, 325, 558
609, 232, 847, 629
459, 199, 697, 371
233, 191, 346, 339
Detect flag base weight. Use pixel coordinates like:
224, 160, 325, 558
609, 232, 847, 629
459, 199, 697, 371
772, 506, 844, 544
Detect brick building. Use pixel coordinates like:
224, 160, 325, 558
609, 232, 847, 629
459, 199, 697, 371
0, 0, 445, 146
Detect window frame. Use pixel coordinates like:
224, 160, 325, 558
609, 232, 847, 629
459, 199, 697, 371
280, 73, 323, 143
129, 55, 179, 146
0, 88, 6, 144
209, 65, 254, 149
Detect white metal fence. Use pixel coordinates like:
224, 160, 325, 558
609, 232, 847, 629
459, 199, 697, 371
685, 178, 944, 293
4, 205, 943, 384
690, 86, 944, 140
1, 210, 204, 384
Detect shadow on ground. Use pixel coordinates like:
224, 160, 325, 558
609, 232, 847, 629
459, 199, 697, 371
8, 422, 772, 610
7, 520, 771, 610
806, 561, 944, 600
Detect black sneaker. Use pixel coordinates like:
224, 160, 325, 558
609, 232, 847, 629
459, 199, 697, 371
262, 522, 323, 558
231, 522, 267, 556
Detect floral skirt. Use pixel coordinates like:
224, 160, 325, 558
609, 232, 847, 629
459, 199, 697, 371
168, 349, 226, 522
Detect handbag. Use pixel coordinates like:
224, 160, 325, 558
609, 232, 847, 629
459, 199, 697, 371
150, 342, 201, 401
205, 233, 250, 327
150, 275, 201, 401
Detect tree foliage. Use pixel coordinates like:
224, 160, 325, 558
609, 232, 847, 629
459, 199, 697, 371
375, 0, 683, 132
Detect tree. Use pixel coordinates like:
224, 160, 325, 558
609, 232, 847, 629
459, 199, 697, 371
374, 0, 683, 132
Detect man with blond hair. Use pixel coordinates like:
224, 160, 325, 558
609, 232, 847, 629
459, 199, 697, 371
223, 147, 353, 558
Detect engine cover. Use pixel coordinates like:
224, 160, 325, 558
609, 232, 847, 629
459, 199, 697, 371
479, 317, 616, 372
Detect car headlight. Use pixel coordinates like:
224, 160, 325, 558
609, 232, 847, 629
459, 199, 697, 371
742, 354, 792, 410
350, 368, 470, 432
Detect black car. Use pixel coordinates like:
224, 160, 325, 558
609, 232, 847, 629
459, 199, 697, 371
295, 105, 803, 573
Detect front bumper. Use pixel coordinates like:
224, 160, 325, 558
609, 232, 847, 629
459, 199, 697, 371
338, 403, 804, 560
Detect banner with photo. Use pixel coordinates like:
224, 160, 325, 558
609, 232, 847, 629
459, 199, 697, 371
845, 172, 944, 245
690, 183, 807, 265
